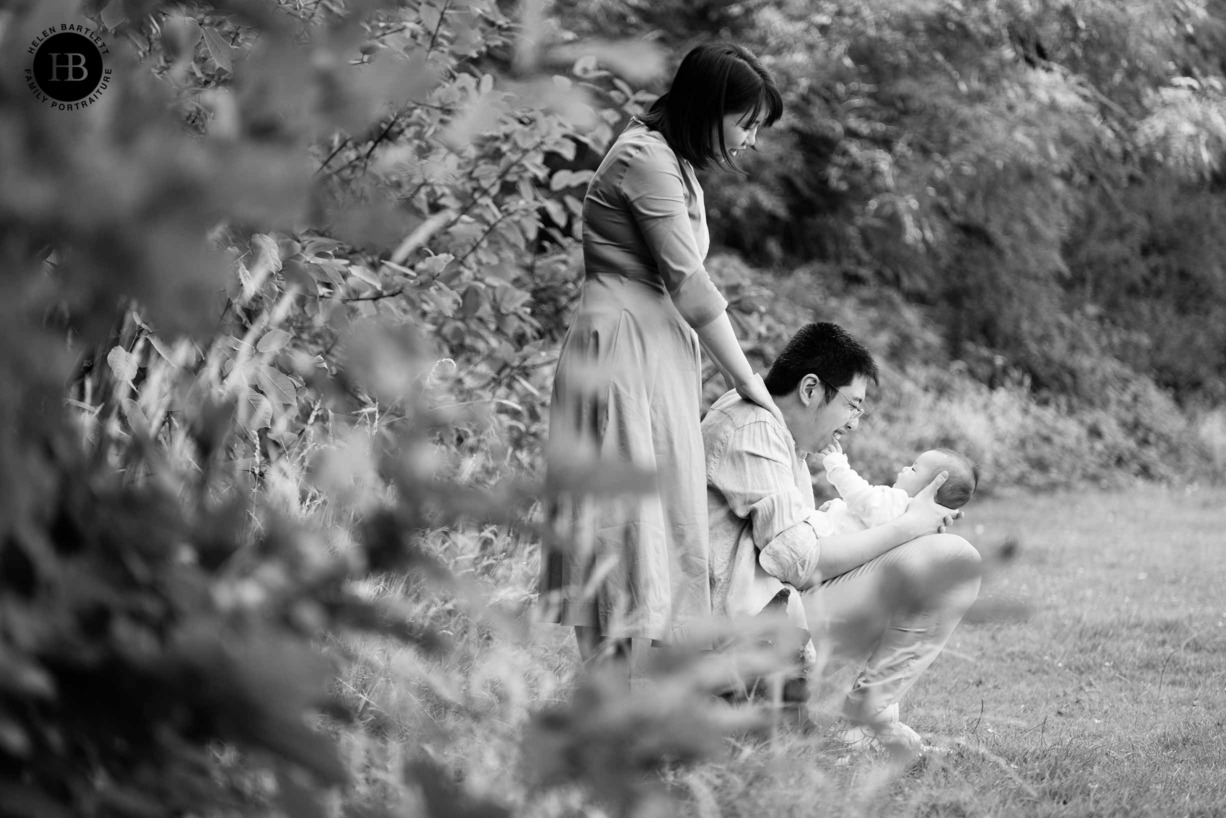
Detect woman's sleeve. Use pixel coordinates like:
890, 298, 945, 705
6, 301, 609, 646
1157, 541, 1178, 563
620, 143, 728, 328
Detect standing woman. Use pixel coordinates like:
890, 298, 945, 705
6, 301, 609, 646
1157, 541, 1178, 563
541, 42, 785, 665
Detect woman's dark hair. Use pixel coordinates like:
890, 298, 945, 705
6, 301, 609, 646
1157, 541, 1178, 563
764, 322, 880, 400
640, 42, 783, 171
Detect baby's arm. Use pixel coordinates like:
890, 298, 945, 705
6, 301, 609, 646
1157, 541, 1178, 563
822, 446, 911, 527
821, 444, 873, 499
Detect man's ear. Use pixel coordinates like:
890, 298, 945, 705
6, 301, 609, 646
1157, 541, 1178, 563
798, 374, 821, 406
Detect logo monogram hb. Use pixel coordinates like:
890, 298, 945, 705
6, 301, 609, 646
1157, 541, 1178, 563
29, 29, 109, 106
48, 52, 89, 82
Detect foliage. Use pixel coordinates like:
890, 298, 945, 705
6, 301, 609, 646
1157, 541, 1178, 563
697, 253, 1222, 491
696, 0, 1226, 405
3, 0, 1224, 816
0, 0, 671, 814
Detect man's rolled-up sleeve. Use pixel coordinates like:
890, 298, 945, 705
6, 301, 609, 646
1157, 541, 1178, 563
714, 421, 826, 588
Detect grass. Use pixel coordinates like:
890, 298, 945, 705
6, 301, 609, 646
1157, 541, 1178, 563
686, 484, 1226, 818
333, 485, 1226, 817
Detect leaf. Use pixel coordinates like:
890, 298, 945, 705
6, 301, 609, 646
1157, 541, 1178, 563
203, 28, 233, 72
348, 265, 383, 290
459, 285, 483, 319
311, 260, 348, 288
100, 0, 128, 31
148, 335, 177, 363
256, 365, 299, 409
495, 286, 531, 314
0, 648, 55, 699
0, 715, 31, 758
550, 169, 593, 191
252, 233, 283, 276
545, 39, 667, 84
416, 253, 454, 277
242, 392, 274, 432
107, 346, 139, 385
422, 286, 461, 318
258, 329, 292, 354
419, 1, 442, 33
542, 198, 567, 226
301, 237, 342, 258
572, 54, 599, 76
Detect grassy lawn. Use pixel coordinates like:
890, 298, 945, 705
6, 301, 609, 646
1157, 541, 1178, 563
690, 485, 1226, 817
336, 487, 1226, 817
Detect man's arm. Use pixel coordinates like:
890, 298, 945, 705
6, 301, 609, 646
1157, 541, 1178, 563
713, 423, 958, 585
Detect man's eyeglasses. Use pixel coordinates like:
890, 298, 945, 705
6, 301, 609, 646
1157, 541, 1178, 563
816, 375, 866, 419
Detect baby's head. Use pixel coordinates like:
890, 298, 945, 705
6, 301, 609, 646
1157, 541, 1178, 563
893, 448, 979, 509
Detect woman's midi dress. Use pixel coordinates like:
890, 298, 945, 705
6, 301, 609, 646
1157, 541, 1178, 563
540, 120, 729, 642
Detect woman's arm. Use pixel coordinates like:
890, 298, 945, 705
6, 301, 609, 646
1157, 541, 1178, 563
617, 140, 780, 418
696, 332, 735, 389
695, 312, 782, 422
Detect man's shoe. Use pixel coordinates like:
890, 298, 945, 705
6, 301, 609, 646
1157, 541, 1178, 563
838, 702, 923, 763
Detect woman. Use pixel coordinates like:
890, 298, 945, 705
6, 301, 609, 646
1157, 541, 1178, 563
540, 42, 784, 665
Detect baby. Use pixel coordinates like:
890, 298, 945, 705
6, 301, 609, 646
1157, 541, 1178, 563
816, 442, 979, 533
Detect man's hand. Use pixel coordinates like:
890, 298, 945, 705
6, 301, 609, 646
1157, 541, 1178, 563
817, 440, 843, 460
900, 471, 962, 538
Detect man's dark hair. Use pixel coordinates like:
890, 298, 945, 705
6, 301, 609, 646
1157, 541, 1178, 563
641, 41, 783, 171
764, 322, 880, 402
932, 449, 980, 509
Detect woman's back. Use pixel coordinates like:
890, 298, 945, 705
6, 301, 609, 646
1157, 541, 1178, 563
580, 121, 713, 316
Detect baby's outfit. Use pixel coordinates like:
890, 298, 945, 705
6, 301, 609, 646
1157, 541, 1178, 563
820, 450, 910, 533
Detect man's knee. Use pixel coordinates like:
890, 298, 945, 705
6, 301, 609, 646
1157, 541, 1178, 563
929, 533, 981, 571
901, 534, 982, 597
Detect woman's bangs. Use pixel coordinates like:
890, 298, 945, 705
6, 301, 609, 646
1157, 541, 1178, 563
761, 83, 783, 126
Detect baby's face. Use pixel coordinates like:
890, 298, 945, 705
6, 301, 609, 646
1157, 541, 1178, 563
893, 450, 947, 496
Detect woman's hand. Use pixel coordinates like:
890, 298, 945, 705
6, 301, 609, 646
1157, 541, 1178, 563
899, 471, 962, 538
736, 373, 785, 425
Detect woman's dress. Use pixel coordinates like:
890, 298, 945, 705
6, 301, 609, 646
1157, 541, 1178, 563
540, 120, 728, 642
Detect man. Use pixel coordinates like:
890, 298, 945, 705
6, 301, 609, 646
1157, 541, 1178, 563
702, 322, 982, 757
